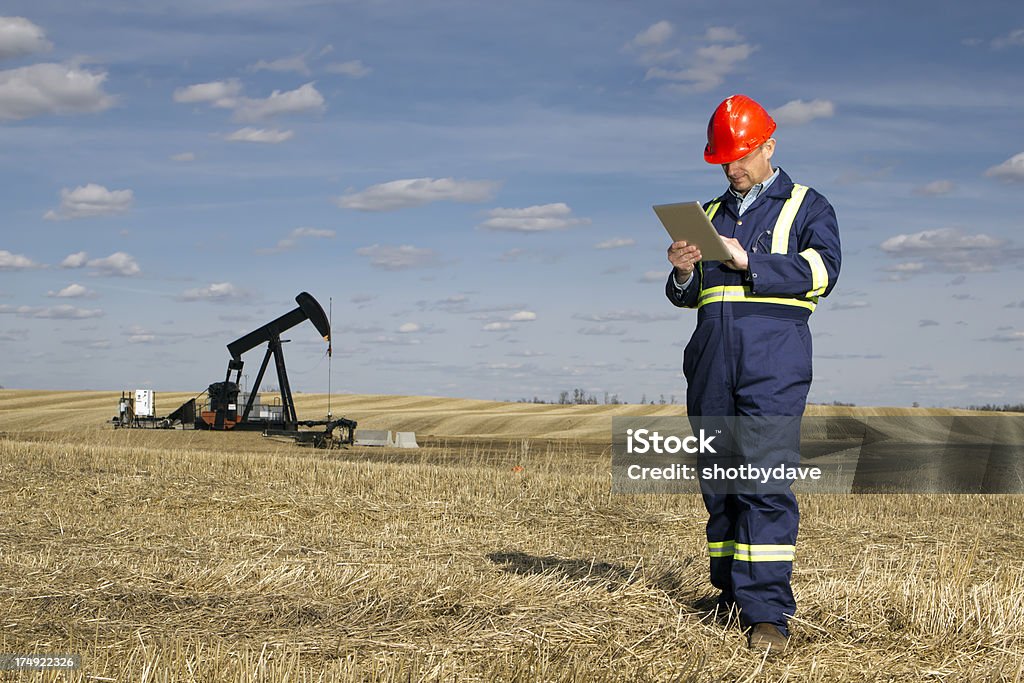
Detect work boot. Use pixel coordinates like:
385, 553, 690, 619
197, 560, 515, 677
747, 623, 788, 655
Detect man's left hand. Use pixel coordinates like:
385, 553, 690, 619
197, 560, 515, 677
720, 237, 748, 271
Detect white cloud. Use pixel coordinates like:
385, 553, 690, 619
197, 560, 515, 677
337, 177, 500, 211
47, 283, 93, 298
170, 151, 196, 162
265, 241, 293, 253
883, 262, 925, 273
119, 326, 188, 346
60, 337, 110, 349
174, 80, 324, 123
0, 63, 113, 121
0, 250, 37, 270
831, 301, 870, 311
364, 335, 421, 346
232, 82, 324, 122
508, 350, 546, 357
355, 244, 441, 270
479, 362, 527, 371
912, 180, 955, 196
639, 25, 756, 93
594, 238, 635, 249
36, 305, 102, 319
574, 310, 675, 323
44, 183, 133, 220
173, 79, 242, 105
578, 324, 627, 336
179, 282, 249, 303
983, 330, 1024, 343
0, 303, 102, 319
770, 98, 835, 125
250, 54, 310, 76
291, 227, 334, 239
640, 270, 666, 282
466, 304, 533, 320
985, 152, 1024, 182
326, 59, 371, 78
0, 16, 52, 60
60, 251, 88, 268
991, 28, 1024, 49
627, 21, 674, 49
225, 127, 294, 144
881, 228, 1004, 254
477, 310, 537, 329
397, 322, 420, 333
258, 226, 336, 253
479, 203, 589, 232
87, 252, 140, 277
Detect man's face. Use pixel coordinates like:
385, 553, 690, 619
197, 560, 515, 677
721, 139, 775, 194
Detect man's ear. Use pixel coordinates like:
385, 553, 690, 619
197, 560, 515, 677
763, 138, 776, 161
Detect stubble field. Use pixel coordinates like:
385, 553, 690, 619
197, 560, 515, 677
1, 390, 1022, 682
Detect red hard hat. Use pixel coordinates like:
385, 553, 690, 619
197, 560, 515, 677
703, 94, 776, 165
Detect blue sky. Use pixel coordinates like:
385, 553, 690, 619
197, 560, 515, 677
1, 1, 1023, 408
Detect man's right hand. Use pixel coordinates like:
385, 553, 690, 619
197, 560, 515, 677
667, 240, 702, 283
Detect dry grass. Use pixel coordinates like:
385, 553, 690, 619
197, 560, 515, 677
0, 389, 989, 440
1, 391, 1023, 681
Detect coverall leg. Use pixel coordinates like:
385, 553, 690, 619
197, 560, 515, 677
683, 313, 811, 635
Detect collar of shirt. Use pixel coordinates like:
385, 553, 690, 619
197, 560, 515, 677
729, 167, 780, 216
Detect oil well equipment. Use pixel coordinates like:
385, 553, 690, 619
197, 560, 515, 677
113, 291, 356, 447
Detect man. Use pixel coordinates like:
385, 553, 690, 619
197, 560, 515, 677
665, 94, 841, 654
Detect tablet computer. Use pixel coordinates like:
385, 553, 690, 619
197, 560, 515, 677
653, 201, 732, 262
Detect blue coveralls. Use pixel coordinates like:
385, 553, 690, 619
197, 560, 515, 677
665, 168, 841, 635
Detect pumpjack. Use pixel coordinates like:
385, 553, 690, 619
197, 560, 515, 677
133, 292, 357, 447
207, 291, 327, 430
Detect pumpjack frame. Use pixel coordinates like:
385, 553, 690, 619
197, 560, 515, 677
200, 291, 356, 445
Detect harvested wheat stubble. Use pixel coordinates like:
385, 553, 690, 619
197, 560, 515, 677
1, 391, 1023, 681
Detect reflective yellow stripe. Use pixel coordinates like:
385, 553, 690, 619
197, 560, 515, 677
706, 201, 721, 220
800, 248, 828, 297
708, 540, 735, 557
770, 184, 808, 254
734, 543, 795, 563
697, 285, 817, 312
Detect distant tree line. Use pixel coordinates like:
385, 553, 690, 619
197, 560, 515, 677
962, 403, 1024, 413
515, 395, 1022, 412
516, 389, 680, 406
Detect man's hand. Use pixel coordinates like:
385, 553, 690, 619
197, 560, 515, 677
720, 237, 749, 271
667, 241, 702, 283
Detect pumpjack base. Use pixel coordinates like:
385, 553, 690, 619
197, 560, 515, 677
264, 417, 358, 448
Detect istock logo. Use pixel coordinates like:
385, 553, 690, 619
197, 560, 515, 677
625, 428, 717, 454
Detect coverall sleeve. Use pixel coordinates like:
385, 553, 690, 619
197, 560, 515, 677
665, 267, 701, 308
745, 193, 841, 299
